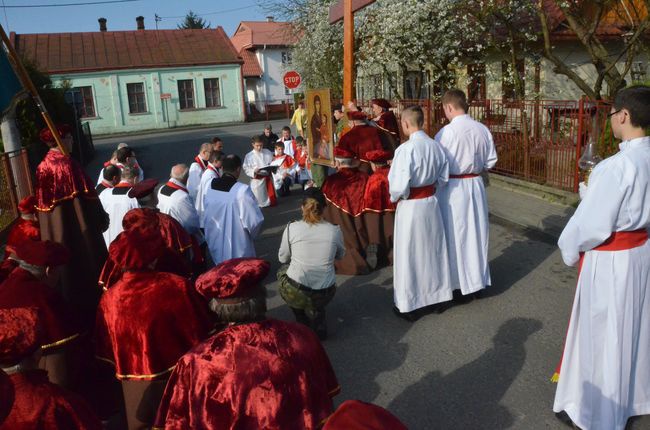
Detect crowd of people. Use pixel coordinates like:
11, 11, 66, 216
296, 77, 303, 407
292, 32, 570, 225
0, 85, 648, 430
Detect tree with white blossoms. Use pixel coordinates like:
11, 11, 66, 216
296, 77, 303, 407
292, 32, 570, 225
355, 0, 486, 99
263, 0, 344, 97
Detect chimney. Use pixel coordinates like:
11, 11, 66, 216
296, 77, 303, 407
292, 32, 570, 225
98, 17, 107, 32
266, 16, 274, 22
136, 16, 145, 30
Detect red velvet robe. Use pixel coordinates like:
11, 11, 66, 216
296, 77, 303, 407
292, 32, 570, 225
35, 149, 108, 326
375, 111, 401, 144
0, 370, 101, 430
362, 167, 395, 266
0, 267, 79, 353
3, 218, 40, 260
154, 319, 339, 430
322, 169, 370, 275
95, 271, 213, 380
337, 125, 385, 164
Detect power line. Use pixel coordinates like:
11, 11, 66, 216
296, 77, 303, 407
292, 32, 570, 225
158, 5, 255, 20
0, 0, 140, 8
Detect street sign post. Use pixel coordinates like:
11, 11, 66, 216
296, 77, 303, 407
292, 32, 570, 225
283, 71, 302, 90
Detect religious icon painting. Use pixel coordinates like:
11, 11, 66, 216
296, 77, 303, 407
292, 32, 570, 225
306, 88, 335, 167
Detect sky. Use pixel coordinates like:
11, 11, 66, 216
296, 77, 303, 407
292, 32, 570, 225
0, 0, 275, 37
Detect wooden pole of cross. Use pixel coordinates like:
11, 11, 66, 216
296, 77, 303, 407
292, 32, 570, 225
329, 0, 375, 106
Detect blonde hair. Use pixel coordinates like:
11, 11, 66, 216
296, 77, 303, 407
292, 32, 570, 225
302, 198, 323, 224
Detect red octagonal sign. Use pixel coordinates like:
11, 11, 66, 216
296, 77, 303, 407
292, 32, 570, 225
283, 71, 302, 89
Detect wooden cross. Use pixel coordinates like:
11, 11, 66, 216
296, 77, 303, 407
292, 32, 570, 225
329, 0, 376, 105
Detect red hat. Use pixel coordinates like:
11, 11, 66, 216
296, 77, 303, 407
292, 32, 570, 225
17, 195, 37, 214
323, 400, 408, 430
38, 124, 72, 144
128, 178, 159, 199
371, 98, 392, 109
0, 369, 14, 424
0, 308, 41, 365
109, 227, 165, 270
333, 147, 356, 159
14, 240, 70, 267
195, 258, 270, 301
347, 110, 368, 121
365, 150, 393, 163
122, 207, 160, 232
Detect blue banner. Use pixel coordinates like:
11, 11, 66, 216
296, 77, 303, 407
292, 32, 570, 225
0, 46, 23, 115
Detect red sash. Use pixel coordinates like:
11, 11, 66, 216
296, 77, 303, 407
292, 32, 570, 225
100, 180, 114, 189
114, 182, 132, 188
449, 173, 480, 179
552, 228, 649, 382
195, 156, 207, 171
408, 185, 436, 200
207, 164, 220, 177
103, 161, 112, 168
165, 181, 188, 194
266, 177, 277, 206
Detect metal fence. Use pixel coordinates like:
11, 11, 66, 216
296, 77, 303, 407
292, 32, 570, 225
246, 99, 295, 122
0, 149, 33, 233
356, 98, 615, 193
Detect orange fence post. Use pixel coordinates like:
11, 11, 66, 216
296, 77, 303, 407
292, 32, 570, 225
573, 98, 585, 193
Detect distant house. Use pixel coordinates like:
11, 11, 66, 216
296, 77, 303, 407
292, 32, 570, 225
11, 17, 246, 135
230, 17, 299, 115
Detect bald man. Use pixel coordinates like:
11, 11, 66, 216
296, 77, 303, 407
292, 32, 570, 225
157, 164, 200, 238
188, 143, 213, 202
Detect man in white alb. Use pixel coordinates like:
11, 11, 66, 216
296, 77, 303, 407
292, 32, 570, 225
553, 86, 650, 430
388, 105, 451, 321
99, 164, 140, 247
195, 150, 223, 227
187, 143, 212, 203
201, 154, 264, 265
435, 89, 497, 301
243, 136, 276, 208
157, 164, 200, 238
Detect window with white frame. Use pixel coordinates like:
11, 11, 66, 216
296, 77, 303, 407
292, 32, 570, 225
126, 83, 147, 114
204, 78, 221, 108
178, 79, 195, 110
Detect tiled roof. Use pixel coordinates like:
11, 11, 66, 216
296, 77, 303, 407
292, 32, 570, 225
240, 49, 263, 77
230, 21, 297, 52
11, 27, 242, 75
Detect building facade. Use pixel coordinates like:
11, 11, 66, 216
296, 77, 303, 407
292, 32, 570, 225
12, 20, 245, 135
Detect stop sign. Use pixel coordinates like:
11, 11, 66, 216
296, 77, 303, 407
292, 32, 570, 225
283, 71, 302, 89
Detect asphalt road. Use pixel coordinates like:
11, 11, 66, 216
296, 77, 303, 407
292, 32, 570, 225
89, 121, 649, 430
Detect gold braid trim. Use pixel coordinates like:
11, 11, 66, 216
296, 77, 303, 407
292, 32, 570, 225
324, 196, 364, 218
96, 356, 176, 380
36, 190, 98, 212
41, 333, 80, 350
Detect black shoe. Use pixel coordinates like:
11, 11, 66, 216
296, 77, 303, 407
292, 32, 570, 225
452, 289, 474, 304
555, 411, 580, 429
422, 301, 452, 315
392, 305, 420, 322
365, 244, 378, 270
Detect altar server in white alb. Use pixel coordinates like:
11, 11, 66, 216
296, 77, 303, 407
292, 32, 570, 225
157, 164, 200, 237
195, 150, 223, 227
243, 135, 276, 208
99, 164, 140, 247
435, 89, 497, 300
202, 154, 264, 265
388, 105, 451, 320
553, 86, 650, 430
187, 143, 212, 202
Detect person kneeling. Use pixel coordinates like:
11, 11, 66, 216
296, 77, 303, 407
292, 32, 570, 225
277, 188, 344, 340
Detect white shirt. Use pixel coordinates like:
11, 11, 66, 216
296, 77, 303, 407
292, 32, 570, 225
243, 148, 275, 207
98, 181, 140, 247
187, 157, 208, 202
276, 137, 296, 158
558, 136, 650, 266
434, 114, 497, 174
157, 178, 200, 236
195, 165, 220, 228
202, 176, 264, 265
278, 220, 345, 290
389, 130, 449, 202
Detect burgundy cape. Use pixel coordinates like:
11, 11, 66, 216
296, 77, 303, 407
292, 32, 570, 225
374, 111, 401, 148
0, 369, 101, 430
154, 319, 340, 430
322, 400, 407, 430
337, 125, 385, 172
95, 271, 212, 380
35, 150, 108, 325
322, 169, 370, 275
3, 219, 40, 260
362, 166, 395, 265
0, 267, 79, 352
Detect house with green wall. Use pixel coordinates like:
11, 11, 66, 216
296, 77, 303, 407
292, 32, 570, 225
11, 20, 245, 135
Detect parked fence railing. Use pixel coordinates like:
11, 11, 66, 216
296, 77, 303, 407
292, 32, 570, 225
356, 98, 615, 193
0, 149, 33, 233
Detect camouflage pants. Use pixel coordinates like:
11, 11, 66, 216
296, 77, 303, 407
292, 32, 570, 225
277, 265, 336, 320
